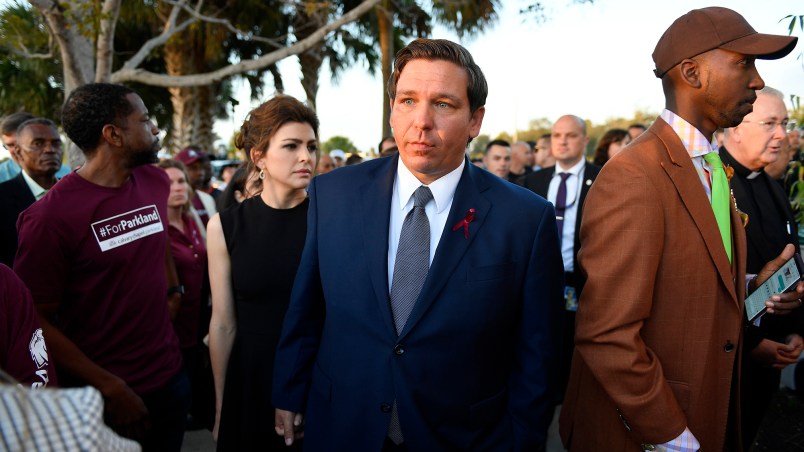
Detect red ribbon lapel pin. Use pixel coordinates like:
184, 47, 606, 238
452, 208, 476, 239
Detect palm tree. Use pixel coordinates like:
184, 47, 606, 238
2, 0, 379, 166
293, 1, 379, 112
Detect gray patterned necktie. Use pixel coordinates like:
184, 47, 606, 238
389, 185, 433, 334
387, 185, 432, 445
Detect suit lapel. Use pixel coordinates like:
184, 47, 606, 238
13, 173, 35, 209
655, 123, 738, 305
731, 195, 747, 301
398, 162, 491, 340
360, 157, 398, 336
578, 165, 597, 209
575, 164, 598, 258
537, 167, 554, 196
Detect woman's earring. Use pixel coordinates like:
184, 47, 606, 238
259, 169, 265, 180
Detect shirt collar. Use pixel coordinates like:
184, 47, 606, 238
396, 157, 464, 214
723, 147, 763, 179
660, 109, 719, 158
553, 158, 585, 177
20, 169, 50, 200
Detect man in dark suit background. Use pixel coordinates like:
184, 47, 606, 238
0, 118, 62, 266
273, 38, 564, 451
719, 86, 804, 447
524, 114, 601, 401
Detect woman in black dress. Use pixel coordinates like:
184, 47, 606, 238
208, 96, 318, 450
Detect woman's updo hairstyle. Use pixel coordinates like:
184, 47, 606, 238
235, 96, 320, 185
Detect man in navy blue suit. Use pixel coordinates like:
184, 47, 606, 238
273, 38, 564, 451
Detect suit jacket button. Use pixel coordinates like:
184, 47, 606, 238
394, 344, 405, 355
641, 444, 656, 451
380, 403, 392, 413
724, 340, 734, 352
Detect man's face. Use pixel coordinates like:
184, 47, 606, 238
202, 158, 213, 186
729, 93, 788, 171
2, 132, 19, 163
551, 116, 588, 168
511, 142, 535, 167
764, 136, 792, 180
185, 161, 206, 189
628, 126, 645, 140
536, 138, 551, 167
699, 49, 765, 131
715, 130, 725, 147
16, 124, 63, 179
317, 154, 335, 174
790, 129, 801, 150
121, 93, 160, 168
483, 144, 511, 178
389, 59, 484, 184
380, 137, 396, 153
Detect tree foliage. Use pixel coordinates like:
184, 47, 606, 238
0, 2, 64, 117
322, 135, 357, 154
0, 0, 380, 166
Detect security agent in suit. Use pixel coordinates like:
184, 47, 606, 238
524, 114, 600, 400
0, 118, 62, 266
273, 38, 565, 451
559, 7, 800, 452
719, 87, 804, 447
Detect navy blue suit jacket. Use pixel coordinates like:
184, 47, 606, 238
273, 156, 564, 451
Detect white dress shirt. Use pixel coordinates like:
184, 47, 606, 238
546, 158, 586, 273
388, 159, 464, 290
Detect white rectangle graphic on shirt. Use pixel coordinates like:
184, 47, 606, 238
91, 205, 164, 252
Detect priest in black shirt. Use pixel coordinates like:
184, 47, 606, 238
720, 85, 804, 448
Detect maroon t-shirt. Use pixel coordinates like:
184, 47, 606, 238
14, 165, 182, 394
0, 264, 55, 388
168, 214, 207, 349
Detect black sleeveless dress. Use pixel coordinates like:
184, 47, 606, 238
216, 196, 308, 451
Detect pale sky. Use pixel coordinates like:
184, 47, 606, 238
214, 0, 803, 154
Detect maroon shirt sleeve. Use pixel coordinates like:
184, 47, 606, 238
0, 264, 56, 388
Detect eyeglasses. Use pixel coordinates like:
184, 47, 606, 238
742, 119, 793, 133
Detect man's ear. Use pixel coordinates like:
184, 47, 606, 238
729, 126, 743, 144
101, 124, 123, 147
468, 106, 485, 139
678, 58, 702, 89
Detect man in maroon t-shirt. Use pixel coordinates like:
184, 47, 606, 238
0, 264, 55, 388
14, 83, 188, 451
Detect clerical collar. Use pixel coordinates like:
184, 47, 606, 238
722, 147, 764, 180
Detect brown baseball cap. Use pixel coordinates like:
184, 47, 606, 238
652, 7, 798, 78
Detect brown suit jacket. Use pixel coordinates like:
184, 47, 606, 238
559, 118, 747, 451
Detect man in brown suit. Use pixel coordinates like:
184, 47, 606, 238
559, 7, 800, 452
